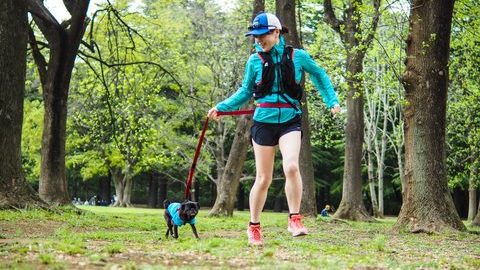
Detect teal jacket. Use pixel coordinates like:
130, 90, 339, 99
167, 203, 196, 226
216, 36, 339, 124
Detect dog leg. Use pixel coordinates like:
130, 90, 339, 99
190, 224, 199, 239
173, 225, 179, 239
165, 221, 173, 238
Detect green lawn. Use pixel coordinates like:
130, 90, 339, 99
1, 206, 479, 269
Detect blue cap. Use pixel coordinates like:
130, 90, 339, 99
245, 12, 282, 37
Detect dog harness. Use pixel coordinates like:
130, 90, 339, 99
167, 202, 196, 226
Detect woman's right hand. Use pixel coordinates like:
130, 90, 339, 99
207, 107, 220, 121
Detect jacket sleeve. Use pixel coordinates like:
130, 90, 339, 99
216, 54, 256, 111
298, 50, 339, 109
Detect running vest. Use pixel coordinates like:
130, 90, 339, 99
253, 46, 303, 101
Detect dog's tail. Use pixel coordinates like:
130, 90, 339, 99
163, 199, 171, 209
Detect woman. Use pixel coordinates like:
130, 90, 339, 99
208, 12, 340, 246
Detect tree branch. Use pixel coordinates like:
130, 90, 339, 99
81, 40, 96, 53
156, 170, 189, 187
78, 50, 182, 87
27, 0, 63, 46
27, 0, 60, 28
66, 0, 90, 45
63, 0, 76, 16
324, 0, 343, 34
363, 0, 381, 48
27, 25, 47, 86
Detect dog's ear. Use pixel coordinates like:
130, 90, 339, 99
163, 199, 171, 209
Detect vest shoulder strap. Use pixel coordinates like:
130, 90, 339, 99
256, 46, 295, 63
256, 51, 272, 65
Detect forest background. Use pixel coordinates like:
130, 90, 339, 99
11, 0, 480, 221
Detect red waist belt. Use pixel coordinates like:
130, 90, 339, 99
256, 103, 294, 108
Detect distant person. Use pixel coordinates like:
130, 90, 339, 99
207, 12, 340, 246
88, 195, 97, 206
321, 205, 331, 217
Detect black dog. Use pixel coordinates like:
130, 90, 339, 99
163, 199, 200, 239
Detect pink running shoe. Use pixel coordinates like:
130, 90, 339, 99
288, 214, 308, 236
247, 224, 263, 246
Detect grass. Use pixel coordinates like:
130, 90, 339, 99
0, 206, 479, 269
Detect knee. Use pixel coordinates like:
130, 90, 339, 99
283, 162, 300, 178
254, 174, 272, 190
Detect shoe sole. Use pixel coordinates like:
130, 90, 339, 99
288, 227, 308, 237
292, 231, 308, 237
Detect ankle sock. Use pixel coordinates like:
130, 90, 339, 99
289, 213, 300, 218
249, 222, 260, 226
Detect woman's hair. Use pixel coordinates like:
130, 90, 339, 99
280, 26, 289, 34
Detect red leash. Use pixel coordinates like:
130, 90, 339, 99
184, 109, 255, 199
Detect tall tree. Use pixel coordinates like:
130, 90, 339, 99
276, 0, 317, 216
473, 200, 480, 226
395, 0, 465, 232
0, 0, 44, 209
324, 0, 380, 220
447, 0, 480, 223
27, 0, 90, 204
209, 0, 263, 216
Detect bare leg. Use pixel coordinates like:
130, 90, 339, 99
249, 140, 276, 223
278, 131, 302, 214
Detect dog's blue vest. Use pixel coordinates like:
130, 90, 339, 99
167, 202, 196, 226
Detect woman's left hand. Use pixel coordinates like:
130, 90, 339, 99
330, 104, 341, 115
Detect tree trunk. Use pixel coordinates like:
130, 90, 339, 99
364, 84, 379, 217
276, 0, 317, 216
324, 0, 379, 221
367, 150, 379, 217
397, 141, 405, 197
148, 172, 158, 208
208, 0, 263, 216
0, 0, 45, 209
237, 182, 245, 211
123, 176, 133, 206
467, 179, 477, 221
395, 0, 465, 232
158, 173, 167, 207
209, 115, 253, 216
388, 103, 405, 197
97, 176, 111, 204
376, 92, 388, 218
111, 167, 133, 207
334, 53, 371, 221
394, 110, 406, 197
38, 81, 71, 204
472, 199, 480, 226
28, 0, 90, 204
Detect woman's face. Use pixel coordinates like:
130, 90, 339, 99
254, 29, 280, 52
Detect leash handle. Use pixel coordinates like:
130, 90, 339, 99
184, 109, 255, 199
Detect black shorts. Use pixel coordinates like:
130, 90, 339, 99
251, 116, 302, 146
